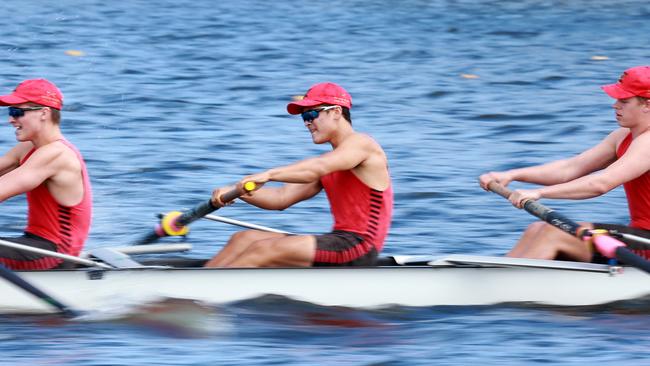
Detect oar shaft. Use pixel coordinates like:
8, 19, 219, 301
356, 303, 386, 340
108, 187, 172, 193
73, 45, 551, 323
203, 214, 291, 234
616, 247, 650, 273
487, 181, 581, 236
487, 182, 650, 274
178, 187, 244, 226
0, 263, 79, 317
616, 232, 650, 248
0, 239, 111, 269
136, 183, 256, 245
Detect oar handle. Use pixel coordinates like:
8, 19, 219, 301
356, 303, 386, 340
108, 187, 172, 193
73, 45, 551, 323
487, 181, 512, 200
487, 182, 581, 236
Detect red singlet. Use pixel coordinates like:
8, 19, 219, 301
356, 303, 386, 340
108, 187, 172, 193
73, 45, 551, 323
320, 170, 393, 256
617, 133, 650, 230
2, 140, 92, 269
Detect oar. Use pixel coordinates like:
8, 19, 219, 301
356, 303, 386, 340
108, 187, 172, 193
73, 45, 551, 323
0, 239, 111, 269
487, 182, 650, 273
203, 214, 291, 234
0, 263, 79, 317
135, 182, 256, 245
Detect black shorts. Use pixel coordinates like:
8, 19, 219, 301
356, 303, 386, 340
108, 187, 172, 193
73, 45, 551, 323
0, 232, 64, 269
313, 230, 378, 267
591, 223, 650, 263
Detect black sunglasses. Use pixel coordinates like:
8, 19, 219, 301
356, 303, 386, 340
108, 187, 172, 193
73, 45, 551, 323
8, 106, 45, 118
301, 105, 338, 122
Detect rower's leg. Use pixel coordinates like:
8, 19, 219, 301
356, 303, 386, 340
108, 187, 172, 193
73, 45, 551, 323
204, 230, 287, 267
507, 222, 593, 261
224, 235, 317, 268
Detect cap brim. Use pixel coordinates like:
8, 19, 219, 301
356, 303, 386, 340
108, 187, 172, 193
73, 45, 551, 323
0, 94, 29, 106
287, 98, 323, 115
601, 84, 636, 99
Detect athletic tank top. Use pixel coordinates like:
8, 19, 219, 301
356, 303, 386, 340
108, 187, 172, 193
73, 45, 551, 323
22, 140, 92, 265
320, 170, 393, 252
617, 133, 650, 230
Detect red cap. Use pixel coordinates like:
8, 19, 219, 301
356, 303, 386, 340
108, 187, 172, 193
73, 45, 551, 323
0, 79, 64, 110
287, 82, 352, 115
601, 66, 650, 99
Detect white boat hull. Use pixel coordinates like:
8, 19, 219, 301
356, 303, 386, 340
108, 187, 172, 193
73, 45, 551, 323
2, 255, 649, 314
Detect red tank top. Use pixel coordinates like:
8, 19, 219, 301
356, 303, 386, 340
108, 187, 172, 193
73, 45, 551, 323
19, 140, 92, 269
617, 133, 650, 229
320, 170, 393, 252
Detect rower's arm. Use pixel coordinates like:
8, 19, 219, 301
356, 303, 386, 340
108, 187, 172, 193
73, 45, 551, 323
538, 131, 650, 199
240, 181, 322, 210
232, 134, 376, 210
263, 133, 374, 184
0, 144, 63, 202
507, 129, 625, 185
0, 142, 32, 177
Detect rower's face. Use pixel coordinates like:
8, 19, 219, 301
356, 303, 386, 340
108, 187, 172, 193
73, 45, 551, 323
613, 97, 649, 127
302, 105, 340, 144
8, 103, 46, 142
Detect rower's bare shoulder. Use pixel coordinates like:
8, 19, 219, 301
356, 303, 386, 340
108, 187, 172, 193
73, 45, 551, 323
7, 142, 34, 159
29, 141, 80, 171
346, 132, 383, 151
611, 127, 630, 139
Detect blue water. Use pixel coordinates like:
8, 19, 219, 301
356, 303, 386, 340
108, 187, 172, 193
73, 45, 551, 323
1, 0, 650, 364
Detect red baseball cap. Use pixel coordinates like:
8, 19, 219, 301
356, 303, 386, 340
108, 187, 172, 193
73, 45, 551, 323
287, 82, 352, 115
0, 79, 64, 110
601, 66, 650, 99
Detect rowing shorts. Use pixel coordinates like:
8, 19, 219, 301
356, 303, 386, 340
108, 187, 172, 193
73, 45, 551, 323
313, 230, 378, 267
0, 232, 63, 270
591, 223, 650, 263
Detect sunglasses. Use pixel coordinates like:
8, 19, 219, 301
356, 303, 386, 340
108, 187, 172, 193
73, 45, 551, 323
301, 105, 338, 122
8, 106, 45, 118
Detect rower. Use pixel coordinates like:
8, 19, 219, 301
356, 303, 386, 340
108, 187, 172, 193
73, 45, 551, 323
479, 66, 650, 263
204, 82, 393, 268
0, 79, 92, 270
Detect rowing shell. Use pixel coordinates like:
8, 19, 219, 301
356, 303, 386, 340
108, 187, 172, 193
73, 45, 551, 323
1, 254, 649, 314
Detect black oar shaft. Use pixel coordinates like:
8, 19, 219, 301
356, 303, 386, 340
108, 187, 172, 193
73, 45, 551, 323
0, 264, 78, 317
488, 182, 581, 235
177, 200, 216, 227
615, 247, 650, 273
136, 184, 255, 245
177, 188, 243, 227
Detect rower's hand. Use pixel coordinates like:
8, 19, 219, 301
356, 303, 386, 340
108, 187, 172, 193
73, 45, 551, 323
509, 189, 541, 209
211, 186, 236, 208
239, 172, 270, 195
479, 171, 512, 191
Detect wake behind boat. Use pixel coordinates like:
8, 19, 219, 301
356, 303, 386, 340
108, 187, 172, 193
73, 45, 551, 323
1, 244, 649, 315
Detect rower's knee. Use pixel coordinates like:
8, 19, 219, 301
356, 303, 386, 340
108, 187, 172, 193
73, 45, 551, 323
525, 221, 547, 234
229, 230, 264, 244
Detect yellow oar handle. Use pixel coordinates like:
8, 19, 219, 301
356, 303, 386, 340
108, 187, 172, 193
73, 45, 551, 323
243, 181, 257, 192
